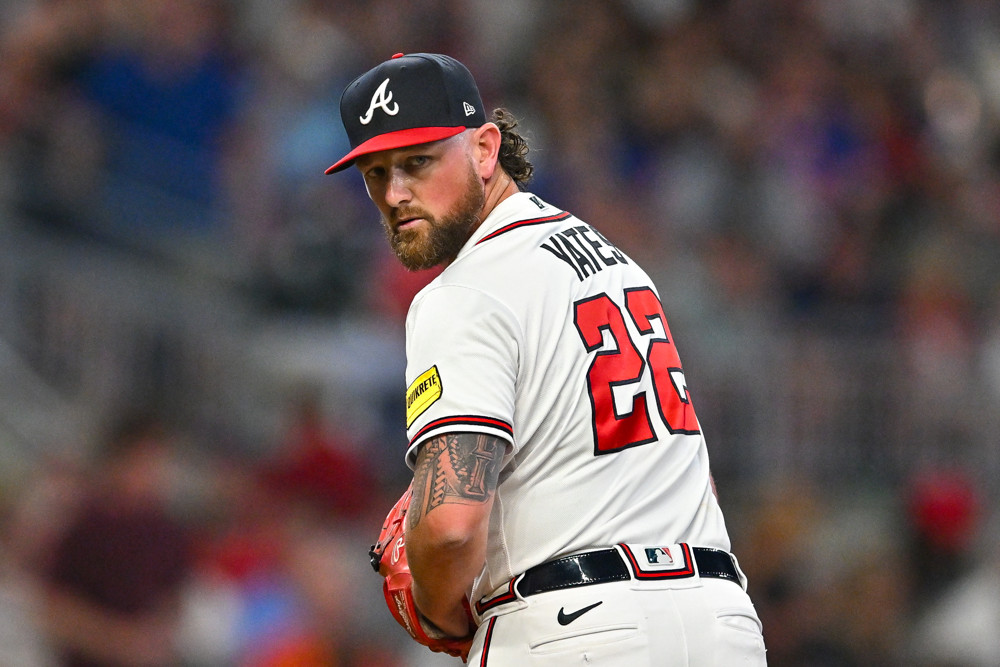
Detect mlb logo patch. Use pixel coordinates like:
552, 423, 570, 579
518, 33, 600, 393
645, 546, 676, 565
621, 543, 696, 579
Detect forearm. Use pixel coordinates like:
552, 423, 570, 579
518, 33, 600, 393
407, 508, 485, 636
406, 432, 506, 637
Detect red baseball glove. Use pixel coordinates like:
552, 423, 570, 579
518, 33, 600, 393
369, 483, 475, 662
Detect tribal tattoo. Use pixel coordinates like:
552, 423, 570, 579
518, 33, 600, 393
408, 433, 505, 530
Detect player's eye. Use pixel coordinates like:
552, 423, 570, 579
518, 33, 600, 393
363, 166, 386, 182
407, 155, 430, 169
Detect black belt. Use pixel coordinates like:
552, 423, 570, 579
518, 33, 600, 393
515, 545, 741, 598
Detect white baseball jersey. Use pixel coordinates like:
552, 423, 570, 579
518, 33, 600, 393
402, 192, 731, 605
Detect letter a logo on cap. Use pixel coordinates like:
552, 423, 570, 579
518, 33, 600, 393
360, 78, 399, 125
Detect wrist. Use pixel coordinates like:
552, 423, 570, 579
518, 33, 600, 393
412, 587, 473, 638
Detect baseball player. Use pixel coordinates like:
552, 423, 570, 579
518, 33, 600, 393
327, 53, 766, 665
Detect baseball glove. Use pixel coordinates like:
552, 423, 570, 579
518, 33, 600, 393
370, 483, 475, 661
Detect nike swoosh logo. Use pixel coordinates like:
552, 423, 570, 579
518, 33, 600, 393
557, 601, 603, 625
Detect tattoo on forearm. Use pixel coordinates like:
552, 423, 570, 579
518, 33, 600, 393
409, 433, 504, 530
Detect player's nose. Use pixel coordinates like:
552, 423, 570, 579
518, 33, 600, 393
384, 169, 413, 208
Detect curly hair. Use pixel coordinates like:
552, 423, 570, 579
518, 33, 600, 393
492, 108, 534, 185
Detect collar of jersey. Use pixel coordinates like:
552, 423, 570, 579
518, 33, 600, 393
468, 192, 540, 246
471, 191, 572, 246
443, 192, 566, 269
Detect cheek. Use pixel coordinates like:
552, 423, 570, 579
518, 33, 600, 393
364, 180, 383, 205
421, 169, 470, 211
365, 185, 393, 217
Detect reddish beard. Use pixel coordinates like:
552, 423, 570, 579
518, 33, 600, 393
383, 168, 485, 271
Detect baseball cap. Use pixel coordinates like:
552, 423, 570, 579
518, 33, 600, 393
325, 53, 487, 174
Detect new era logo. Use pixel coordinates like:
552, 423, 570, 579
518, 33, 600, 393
463, 101, 476, 116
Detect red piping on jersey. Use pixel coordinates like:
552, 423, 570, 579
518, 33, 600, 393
409, 415, 514, 448
474, 577, 518, 615
618, 542, 696, 580
475, 211, 572, 245
478, 616, 497, 666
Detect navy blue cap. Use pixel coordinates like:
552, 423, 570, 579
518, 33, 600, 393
326, 53, 487, 174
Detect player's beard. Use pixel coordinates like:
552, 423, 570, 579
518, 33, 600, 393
382, 167, 485, 271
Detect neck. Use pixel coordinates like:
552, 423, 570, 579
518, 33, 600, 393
480, 169, 519, 223
439, 170, 518, 271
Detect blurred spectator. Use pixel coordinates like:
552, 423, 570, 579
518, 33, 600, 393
737, 482, 858, 666
0, 455, 83, 667
38, 410, 193, 667
176, 453, 409, 666
908, 547, 1000, 667
78, 0, 242, 242
903, 468, 999, 666
366, 248, 444, 324
223, 0, 377, 314
2, 0, 243, 247
260, 385, 378, 520
904, 468, 982, 606
184, 463, 342, 667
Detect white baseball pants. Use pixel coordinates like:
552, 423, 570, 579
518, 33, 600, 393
468, 575, 766, 665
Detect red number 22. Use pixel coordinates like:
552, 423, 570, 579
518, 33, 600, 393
573, 287, 700, 455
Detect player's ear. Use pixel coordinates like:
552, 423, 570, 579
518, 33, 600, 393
471, 122, 502, 181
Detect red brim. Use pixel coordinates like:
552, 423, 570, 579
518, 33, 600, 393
325, 126, 468, 174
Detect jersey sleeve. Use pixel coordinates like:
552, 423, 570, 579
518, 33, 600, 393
403, 284, 520, 468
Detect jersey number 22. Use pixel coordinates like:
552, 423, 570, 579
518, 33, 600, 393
574, 286, 700, 455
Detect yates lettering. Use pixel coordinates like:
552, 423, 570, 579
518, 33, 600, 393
360, 78, 399, 124
540, 224, 627, 281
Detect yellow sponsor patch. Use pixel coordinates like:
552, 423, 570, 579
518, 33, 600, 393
406, 365, 443, 427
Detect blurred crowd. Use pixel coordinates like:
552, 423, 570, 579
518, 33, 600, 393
0, 0, 999, 665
